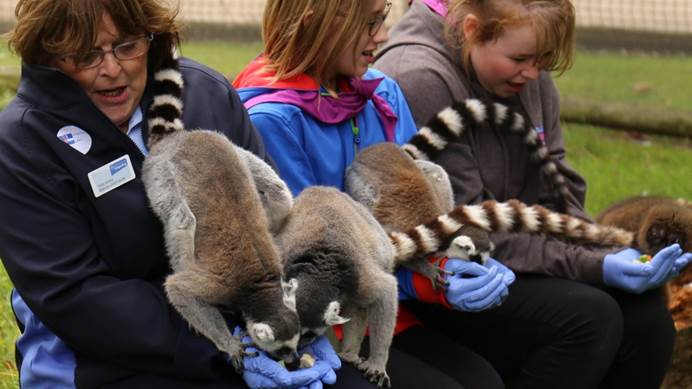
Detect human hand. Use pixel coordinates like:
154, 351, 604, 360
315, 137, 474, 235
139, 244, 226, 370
485, 257, 516, 286
603, 244, 683, 294
238, 332, 336, 389
297, 335, 340, 386
670, 252, 692, 277
443, 258, 507, 312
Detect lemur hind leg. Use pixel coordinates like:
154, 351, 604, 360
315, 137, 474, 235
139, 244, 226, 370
357, 272, 398, 388
338, 307, 368, 365
165, 270, 248, 372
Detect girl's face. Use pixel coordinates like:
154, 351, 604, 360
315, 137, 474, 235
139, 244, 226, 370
466, 21, 541, 98
329, 0, 390, 83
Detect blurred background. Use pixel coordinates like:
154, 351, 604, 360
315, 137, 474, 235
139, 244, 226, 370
0, 0, 690, 388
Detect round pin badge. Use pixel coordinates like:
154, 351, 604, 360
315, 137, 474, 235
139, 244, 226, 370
57, 125, 92, 154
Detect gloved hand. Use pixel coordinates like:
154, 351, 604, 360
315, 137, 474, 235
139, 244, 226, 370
444, 258, 507, 312
603, 244, 682, 294
236, 330, 338, 389
670, 252, 692, 277
484, 257, 516, 286
297, 335, 340, 386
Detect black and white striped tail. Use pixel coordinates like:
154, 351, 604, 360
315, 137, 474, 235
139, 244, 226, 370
389, 199, 634, 264
147, 55, 185, 148
403, 99, 570, 212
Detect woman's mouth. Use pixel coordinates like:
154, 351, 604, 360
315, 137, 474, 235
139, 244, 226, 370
95, 86, 129, 104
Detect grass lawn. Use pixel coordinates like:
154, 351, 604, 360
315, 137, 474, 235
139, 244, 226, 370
0, 40, 689, 388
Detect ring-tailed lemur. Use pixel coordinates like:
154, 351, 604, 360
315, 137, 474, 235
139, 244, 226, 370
141, 55, 300, 370
346, 99, 620, 289
276, 186, 399, 387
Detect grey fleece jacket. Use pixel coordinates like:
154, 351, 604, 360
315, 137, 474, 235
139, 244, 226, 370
375, 0, 613, 284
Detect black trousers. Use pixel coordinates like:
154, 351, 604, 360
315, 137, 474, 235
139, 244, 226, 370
402, 274, 676, 389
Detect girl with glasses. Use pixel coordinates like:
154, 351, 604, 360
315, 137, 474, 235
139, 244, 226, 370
234, 0, 507, 388
0, 0, 274, 387
375, 1, 688, 388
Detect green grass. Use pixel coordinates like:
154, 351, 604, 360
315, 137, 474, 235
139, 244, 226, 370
179, 40, 263, 80
554, 51, 691, 113
563, 123, 692, 215
0, 40, 690, 388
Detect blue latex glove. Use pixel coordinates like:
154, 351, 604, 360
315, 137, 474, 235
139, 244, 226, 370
235, 330, 337, 389
298, 335, 340, 386
444, 258, 507, 312
603, 244, 682, 294
485, 257, 516, 286
670, 252, 692, 277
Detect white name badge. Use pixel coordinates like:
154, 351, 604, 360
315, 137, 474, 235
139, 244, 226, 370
87, 155, 136, 198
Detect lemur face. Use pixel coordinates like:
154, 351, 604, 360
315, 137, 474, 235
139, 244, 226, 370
640, 205, 692, 255
297, 301, 349, 348
246, 278, 302, 365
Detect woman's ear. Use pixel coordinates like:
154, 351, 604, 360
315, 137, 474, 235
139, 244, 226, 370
302, 10, 314, 29
462, 14, 480, 41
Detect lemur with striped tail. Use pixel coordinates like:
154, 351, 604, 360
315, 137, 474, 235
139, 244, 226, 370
140, 55, 300, 371
346, 99, 601, 288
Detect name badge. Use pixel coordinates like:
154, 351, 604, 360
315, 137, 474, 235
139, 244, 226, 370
87, 155, 136, 198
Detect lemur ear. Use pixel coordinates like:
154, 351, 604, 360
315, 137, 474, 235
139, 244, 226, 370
324, 301, 350, 325
282, 278, 298, 311
249, 322, 275, 343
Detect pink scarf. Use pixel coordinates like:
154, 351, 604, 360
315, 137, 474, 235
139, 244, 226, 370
419, 0, 448, 16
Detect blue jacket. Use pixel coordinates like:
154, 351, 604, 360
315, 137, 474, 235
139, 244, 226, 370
0, 58, 267, 388
237, 69, 418, 196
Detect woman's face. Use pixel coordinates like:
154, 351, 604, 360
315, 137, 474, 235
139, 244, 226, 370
330, 0, 391, 82
466, 21, 540, 98
52, 12, 148, 131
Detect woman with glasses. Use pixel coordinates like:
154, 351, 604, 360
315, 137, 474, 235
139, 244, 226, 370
234, 1, 504, 388
0, 0, 271, 387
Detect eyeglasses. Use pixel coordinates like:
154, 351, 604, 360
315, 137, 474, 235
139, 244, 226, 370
367, 1, 393, 37
64, 33, 154, 70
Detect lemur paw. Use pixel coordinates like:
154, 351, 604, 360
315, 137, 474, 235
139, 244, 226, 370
357, 360, 391, 388
339, 351, 363, 365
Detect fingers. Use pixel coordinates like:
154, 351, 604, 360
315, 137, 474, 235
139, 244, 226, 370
306, 336, 341, 369
672, 253, 692, 275
465, 274, 506, 311
243, 371, 281, 389
447, 266, 498, 294
445, 259, 488, 277
320, 368, 337, 385
649, 244, 681, 285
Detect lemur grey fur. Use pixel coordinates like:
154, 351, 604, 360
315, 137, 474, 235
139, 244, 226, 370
403, 99, 571, 212
346, 142, 494, 288
140, 56, 300, 370
275, 187, 398, 387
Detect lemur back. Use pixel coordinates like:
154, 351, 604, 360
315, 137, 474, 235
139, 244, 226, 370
140, 56, 300, 370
